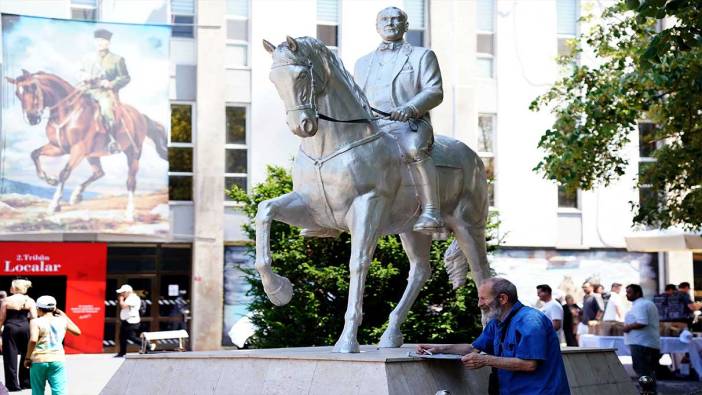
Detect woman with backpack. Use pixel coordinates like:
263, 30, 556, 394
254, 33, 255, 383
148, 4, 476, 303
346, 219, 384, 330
24, 295, 81, 395
115, 284, 142, 357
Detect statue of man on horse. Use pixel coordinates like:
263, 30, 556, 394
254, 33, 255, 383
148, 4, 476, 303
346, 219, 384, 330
354, 6, 444, 234
80, 28, 130, 154
259, 5, 490, 350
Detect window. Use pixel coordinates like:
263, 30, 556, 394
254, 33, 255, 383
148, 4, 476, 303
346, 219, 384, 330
556, 0, 578, 58
638, 122, 660, 211
476, 0, 495, 78
226, 0, 249, 67
317, 0, 339, 52
404, 0, 427, 47
558, 185, 578, 209
171, 0, 195, 38
169, 104, 194, 201
71, 0, 97, 21
477, 114, 496, 207
225, 106, 248, 200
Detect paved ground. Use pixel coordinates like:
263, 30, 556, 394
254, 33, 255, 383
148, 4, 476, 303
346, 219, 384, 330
0, 352, 701, 394
657, 379, 702, 395
0, 353, 124, 395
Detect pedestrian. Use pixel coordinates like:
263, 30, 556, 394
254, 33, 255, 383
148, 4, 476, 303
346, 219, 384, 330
417, 277, 570, 395
564, 295, 580, 346
657, 283, 688, 335
601, 283, 626, 335
24, 295, 81, 395
115, 284, 142, 357
578, 281, 602, 342
0, 279, 37, 391
677, 282, 701, 325
537, 285, 563, 342
561, 295, 580, 347
623, 284, 660, 391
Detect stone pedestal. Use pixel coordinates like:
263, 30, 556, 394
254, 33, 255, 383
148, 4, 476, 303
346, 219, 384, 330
101, 345, 636, 395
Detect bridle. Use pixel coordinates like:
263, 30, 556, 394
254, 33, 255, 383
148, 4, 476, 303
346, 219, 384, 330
16, 79, 44, 116
272, 60, 386, 125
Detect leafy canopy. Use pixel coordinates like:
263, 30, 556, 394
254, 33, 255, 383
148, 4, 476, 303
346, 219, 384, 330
530, 0, 702, 229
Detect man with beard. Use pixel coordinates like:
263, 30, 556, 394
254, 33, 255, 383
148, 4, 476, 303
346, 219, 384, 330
417, 278, 570, 395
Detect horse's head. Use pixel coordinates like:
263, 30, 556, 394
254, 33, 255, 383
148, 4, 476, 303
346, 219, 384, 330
5, 69, 46, 125
265, 36, 329, 138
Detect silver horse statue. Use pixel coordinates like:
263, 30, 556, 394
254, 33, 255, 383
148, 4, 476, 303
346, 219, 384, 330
257, 36, 490, 353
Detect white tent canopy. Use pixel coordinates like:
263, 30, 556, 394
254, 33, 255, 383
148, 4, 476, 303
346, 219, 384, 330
625, 229, 702, 252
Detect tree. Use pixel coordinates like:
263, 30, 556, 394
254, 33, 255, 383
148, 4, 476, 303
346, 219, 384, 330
530, 0, 702, 229
229, 165, 499, 348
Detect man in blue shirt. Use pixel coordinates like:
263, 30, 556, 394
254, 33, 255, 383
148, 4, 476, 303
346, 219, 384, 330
417, 277, 570, 395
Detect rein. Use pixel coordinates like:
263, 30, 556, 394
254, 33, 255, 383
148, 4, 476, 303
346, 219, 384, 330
272, 61, 417, 129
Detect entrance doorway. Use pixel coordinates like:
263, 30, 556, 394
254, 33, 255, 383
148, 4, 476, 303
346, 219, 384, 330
0, 276, 67, 309
103, 245, 191, 353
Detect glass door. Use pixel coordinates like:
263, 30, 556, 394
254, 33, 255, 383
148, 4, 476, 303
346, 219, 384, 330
104, 275, 156, 353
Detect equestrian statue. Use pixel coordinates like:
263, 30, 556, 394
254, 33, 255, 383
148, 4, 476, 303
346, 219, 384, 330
257, 6, 490, 353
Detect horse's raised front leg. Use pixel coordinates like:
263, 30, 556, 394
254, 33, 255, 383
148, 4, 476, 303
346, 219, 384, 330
379, 231, 432, 348
70, 157, 105, 205
255, 191, 319, 306
31, 144, 64, 186
47, 144, 86, 214
334, 193, 385, 353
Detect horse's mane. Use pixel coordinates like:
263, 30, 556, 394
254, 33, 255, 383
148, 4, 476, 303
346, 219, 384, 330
16, 71, 75, 95
272, 37, 373, 119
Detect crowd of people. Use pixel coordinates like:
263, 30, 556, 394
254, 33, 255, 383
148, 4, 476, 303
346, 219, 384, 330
535, 280, 701, 347
0, 279, 81, 395
0, 280, 141, 394
534, 279, 702, 391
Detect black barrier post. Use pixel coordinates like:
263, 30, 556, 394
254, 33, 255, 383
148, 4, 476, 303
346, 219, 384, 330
638, 375, 656, 395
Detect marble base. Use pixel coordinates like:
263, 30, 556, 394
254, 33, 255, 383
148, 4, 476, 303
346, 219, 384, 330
100, 345, 637, 395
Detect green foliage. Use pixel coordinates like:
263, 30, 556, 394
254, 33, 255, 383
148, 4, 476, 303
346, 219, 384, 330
530, 1, 702, 229
228, 165, 499, 348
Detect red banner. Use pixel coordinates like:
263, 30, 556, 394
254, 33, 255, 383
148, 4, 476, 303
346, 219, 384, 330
0, 242, 106, 354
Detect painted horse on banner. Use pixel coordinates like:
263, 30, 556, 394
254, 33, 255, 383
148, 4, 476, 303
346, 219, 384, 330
258, 36, 490, 353
5, 70, 168, 220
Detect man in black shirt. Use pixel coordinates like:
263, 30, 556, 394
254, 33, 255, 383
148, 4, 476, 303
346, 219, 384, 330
577, 282, 602, 343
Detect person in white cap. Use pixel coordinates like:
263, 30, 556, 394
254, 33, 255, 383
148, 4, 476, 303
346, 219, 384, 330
115, 284, 142, 357
24, 295, 81, 395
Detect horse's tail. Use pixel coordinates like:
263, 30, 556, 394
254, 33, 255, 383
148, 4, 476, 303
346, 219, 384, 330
443, 239, 470, 290
145, 116, 169, 161
442, 144, 491, 290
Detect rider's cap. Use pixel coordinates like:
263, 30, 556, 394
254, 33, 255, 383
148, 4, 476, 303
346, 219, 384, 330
94, 28, 113, 40
36, 295, 57, 310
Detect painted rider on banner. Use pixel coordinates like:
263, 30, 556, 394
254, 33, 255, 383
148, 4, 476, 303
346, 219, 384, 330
354, 6, 444, 234
80, 28, 130, 154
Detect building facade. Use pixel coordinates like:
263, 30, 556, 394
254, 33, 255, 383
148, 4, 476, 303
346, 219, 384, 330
1, 0, 697, 351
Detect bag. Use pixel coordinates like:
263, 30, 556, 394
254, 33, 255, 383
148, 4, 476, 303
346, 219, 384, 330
487, 304, 524, 395
488, 368, 500, 395
139, 299, 147, 315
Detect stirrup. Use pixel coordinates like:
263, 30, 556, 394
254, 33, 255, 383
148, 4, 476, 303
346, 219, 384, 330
412, 210, 446, 235
107, 140, 121, 154
300, 228, 341, 238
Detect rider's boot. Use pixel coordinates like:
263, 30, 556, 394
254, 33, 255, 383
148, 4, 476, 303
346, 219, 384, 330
103, 118, 121, 154
410, 156, 445, 234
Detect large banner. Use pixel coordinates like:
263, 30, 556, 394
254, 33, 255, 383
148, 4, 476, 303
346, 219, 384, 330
0, 242, 107, 354
1, 14, 170, 236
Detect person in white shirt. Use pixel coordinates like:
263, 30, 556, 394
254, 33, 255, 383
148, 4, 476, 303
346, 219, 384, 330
115, 284, 142, 357
601, 283, 626, 335
623, 284, 660, 388
537, 284, 564, 342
